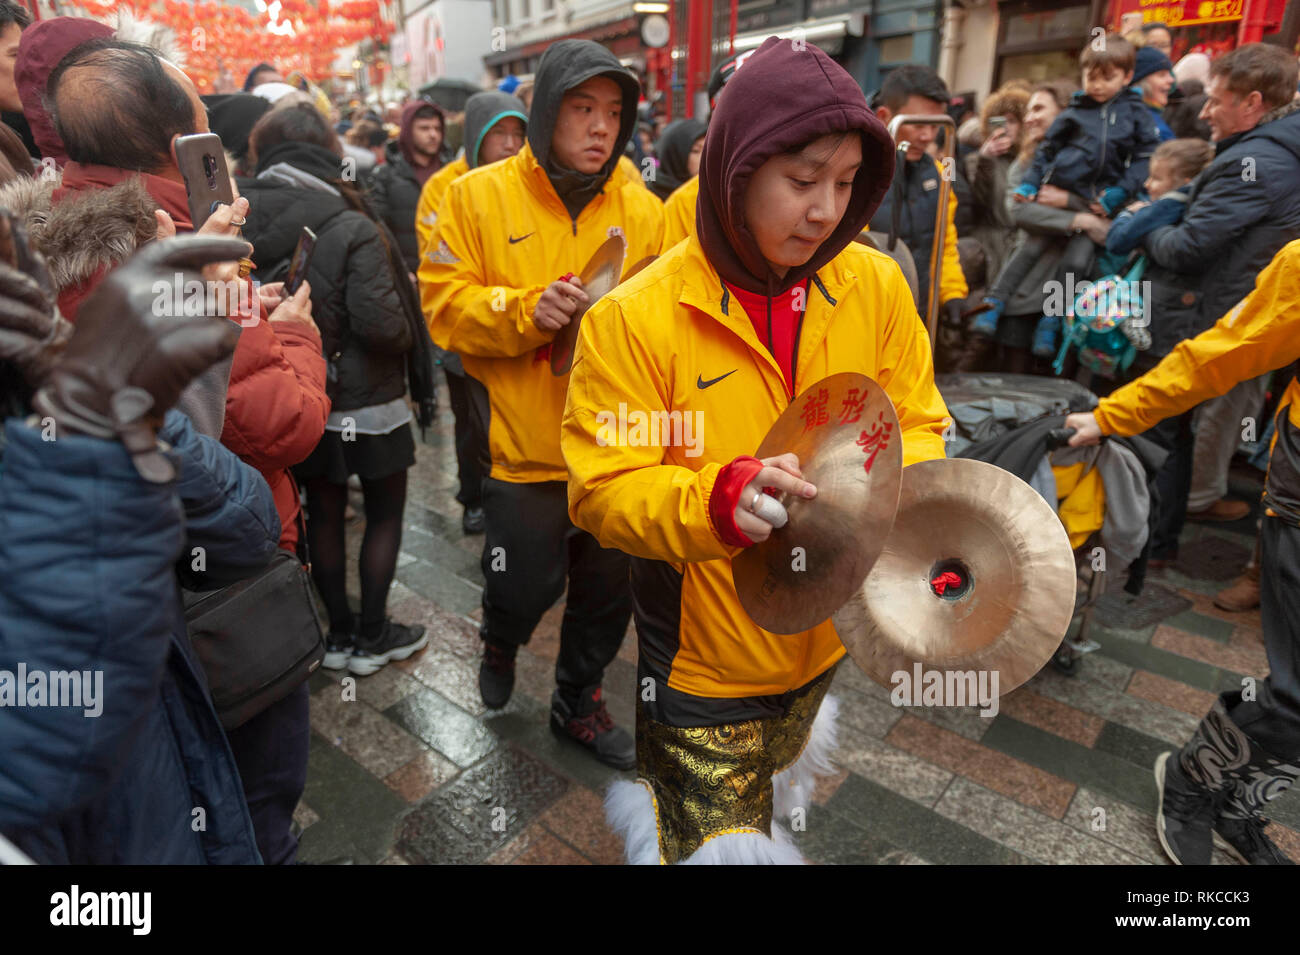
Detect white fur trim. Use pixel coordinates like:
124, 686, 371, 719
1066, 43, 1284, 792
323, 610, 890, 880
604, 780, 661, 866
682, 827, 805, 865
772, 694, 840, 826
105, 9, 186, 67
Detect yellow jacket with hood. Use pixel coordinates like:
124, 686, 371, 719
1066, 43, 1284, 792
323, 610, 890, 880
420, 45, 664, 484
414, 155, 467, 259
562, 37, 950, 715
1095, 238, 1300, 527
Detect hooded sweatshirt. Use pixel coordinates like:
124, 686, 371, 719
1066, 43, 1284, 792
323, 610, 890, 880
696, 36, 894, 299
463, 91, 528, 171
396, 99, 446, 186
650, 118, 707, 200
527, 38, 640, 221
16, 16, 114, 166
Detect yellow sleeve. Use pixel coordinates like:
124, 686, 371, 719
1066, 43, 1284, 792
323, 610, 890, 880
419, 181, 550, 359
938, 180, 968, 305
563, 298, 731, 563
660, 188, 692, 253
1095, 240, 1300, 437
414, 176, 439, 262
876, 266, 951, 466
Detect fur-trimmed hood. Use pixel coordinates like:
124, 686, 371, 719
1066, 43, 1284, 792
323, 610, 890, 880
0, 170, 159, 295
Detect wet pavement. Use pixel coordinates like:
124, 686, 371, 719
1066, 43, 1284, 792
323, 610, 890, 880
295, 377, 1300, 865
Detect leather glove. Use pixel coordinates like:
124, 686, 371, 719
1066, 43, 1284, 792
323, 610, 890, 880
0, 211, 72, 384
33, 235, 252, 483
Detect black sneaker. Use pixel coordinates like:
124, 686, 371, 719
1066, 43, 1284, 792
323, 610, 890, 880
347, 621, 428, 676
322, 632, 355, 671
462, 506, 486, 535
550, 686, 634, 770
1154, 751, 1218, 865
1214, 816, 1296, 865
479, 642, 516, 709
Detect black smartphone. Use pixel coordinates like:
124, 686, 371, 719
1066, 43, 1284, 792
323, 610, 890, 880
174, 132, 235, 229
285, 226, 317, 296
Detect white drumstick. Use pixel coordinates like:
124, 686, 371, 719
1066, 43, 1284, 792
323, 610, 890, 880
752, 492, 789, 529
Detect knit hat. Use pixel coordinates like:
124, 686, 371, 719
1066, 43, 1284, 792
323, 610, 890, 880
1133, 46, 1174, 84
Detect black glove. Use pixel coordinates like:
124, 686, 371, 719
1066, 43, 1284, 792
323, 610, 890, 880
33, 235, 252, 482
0, 211, 71, 384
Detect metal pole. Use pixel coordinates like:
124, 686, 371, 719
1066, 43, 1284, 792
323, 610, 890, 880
887, 113, 956, 347
729, 0, 737, 55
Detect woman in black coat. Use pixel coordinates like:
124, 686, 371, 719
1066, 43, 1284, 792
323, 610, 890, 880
240, 104, 429, 676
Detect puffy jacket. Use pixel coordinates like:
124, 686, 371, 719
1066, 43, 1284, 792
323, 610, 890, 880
661, 175, 697, 252
1021, 87, 1162, 208
1095, 239, 1300, 528
0, 411, 279, 863
421, 140, 664, 483
239, 147, 411, 418
563, 236, 948, 706
1140, 100, 1300, 356
868, 154, 968, 314
369, 142, 428, 274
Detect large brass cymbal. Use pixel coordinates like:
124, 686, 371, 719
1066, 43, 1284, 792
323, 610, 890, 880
733, 373, 902, 635
832, 457, 1076, 695
550, 235, 627, 376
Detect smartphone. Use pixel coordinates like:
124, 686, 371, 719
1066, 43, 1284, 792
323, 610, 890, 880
285, 226, 317, 296
174, 132, 235, 230
988, 116, 1007, 130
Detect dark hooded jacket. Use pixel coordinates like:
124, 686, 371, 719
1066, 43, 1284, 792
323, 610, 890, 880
202, 93, 272, 176
528, 38, 640, 222
239, 141, 428, 418
651, 118, 706, 200
696, 36, 894, 299
369, 100, 447, 271
463, 91, 527, 170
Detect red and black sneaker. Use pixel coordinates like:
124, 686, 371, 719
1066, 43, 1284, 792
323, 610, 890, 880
479, 641, 516, 709
550, 685, 635, 770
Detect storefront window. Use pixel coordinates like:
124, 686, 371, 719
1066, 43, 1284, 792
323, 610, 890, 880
999, 49, 1081, 86
1004, 5, 1092, 46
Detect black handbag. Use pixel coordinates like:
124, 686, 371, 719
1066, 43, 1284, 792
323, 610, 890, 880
183, 548, 325, 730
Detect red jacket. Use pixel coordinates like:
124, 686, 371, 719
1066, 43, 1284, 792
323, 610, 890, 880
52, 161, 330, 549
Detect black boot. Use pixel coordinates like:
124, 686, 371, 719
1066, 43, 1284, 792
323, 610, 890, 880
1214, 732, 1299, 865
479, 639, 516, 709
550, 685, 634, 770
1155, 700, 1248, 865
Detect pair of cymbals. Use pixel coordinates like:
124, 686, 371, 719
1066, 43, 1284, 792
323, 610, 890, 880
733, 375, 1075, 695
549, 237, 657, 375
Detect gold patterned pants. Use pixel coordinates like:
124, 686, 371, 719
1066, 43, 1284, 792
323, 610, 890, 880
635, 666, 836, 864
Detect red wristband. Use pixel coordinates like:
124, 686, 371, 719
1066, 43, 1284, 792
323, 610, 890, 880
710, 455, 765, 547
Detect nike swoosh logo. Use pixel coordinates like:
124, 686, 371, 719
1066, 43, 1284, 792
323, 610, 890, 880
508, 232, 533, 244
697, 369, 738, 389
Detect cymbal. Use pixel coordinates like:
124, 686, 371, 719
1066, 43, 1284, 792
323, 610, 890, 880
624, 254, 657, 279
733, 373, 902, 635
832, 457, 1076, 696
550, 235, 627, 376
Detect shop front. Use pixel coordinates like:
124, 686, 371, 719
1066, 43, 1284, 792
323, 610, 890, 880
1109, 0, 1297, 58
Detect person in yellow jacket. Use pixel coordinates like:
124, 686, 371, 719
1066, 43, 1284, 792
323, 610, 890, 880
1066, 239, 1300, 867
869, 65, 968, 322
660, 175, 697, 251
562, 36, 949, 864
421, 40, 663, 768
414, 91, 526, 535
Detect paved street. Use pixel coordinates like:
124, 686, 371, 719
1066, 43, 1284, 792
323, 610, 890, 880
295, 378, 1300, 865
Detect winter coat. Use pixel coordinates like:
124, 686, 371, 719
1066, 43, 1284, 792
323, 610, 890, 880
239, 142, 414, 417
0, 164, 329, 550
421, 41, 665, 487
0, 410, 280, 863
1021, 87, 1162, 209
1140, 100, 1300, 362
562, 36, 948, 713
868, 153, 969, 314
661, 175, 698, 252
998, 157, 1090, 318
369, 142, 429, 274
963, 150, 1019, 281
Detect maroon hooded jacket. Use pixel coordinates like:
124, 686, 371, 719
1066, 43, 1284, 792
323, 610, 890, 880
16, 17, 113, 166
695, 35, 895, 297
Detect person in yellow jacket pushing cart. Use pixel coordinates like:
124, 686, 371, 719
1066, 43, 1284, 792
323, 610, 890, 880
1067, 239, 1300, 866
562, 36, 950, 864
422, 40, 664, 769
